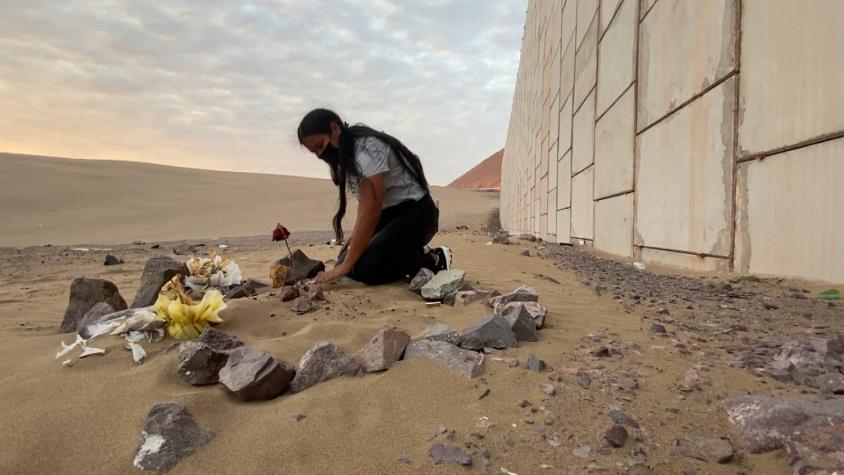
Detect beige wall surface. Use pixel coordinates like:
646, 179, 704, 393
501, 0, 844, 283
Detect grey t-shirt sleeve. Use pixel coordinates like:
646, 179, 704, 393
355, 137, 390, 178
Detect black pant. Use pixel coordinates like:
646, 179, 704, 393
347, 194, 439, 285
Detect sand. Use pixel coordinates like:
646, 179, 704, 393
0, 155, 836, 474
0, 153, 499, 247
448, 148, 502, 190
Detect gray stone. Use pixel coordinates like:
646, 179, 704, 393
404, 339, 485, 378
421, 269, 466, 300
650, 323, 667, 334
177, 342, 229, 385
76, 302, 116, 339
506, 310, 538, 342
527, 354, 546, 372
290, 341, 361, 393
278, 285, 299, 302
459, 314, 517, 350
520, 249, 530, 256
307, 284, 325, 301
103, 254, 123, 266
223, 279, 267, 300
353, 327, 410, 373
132, 257, 187, 308
421, 323, 462, 345
670, 437, 734, 464
609, 409, 640, 429
291, 296, 313, 314
198, 327, 244, 352
172, 244, 198, 256
539, 383, 556, 396
454, 289, 499, 307
274, 249, 325, 284
60, 278, 128, 333
490, 286, 539, 307
133, 403, 213, 473
495, 301, 548, 329
409, 268, 435, 293
218, 347, 295, 401
604, 424, 628, 448
429, 443, 472, 466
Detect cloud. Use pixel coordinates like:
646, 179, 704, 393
0, 0, 525, 184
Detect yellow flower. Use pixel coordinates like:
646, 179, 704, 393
153, 289, 226, 340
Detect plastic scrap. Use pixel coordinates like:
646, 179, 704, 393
80, 346, 106, 358
126, 340, 147, 364
184, 253, 242, 292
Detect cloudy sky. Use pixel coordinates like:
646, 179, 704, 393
0, 1, 525, 184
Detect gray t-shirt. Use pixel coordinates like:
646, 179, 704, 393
348, 136, 426, 208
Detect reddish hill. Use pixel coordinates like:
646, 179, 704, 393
448, 148, 503, 190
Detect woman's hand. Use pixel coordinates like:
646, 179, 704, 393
311, 263, 351, 285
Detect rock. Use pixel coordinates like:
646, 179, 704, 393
278, 285, 299, 302
539, 384, 556, 396
520, 249, 530, 257
223, 279, 268, 300
307, 285, 325, 301
527, 353, 546, 372
616, 376, 639, 391
133, 403, 213, 473
459, 314, 517, 350
421, 269, 466, 300
218, 347, 295, 401
198, 327, 244, 352
578, 372, 592, 389
490, 286, 539, 307
404, 339, 485, 378
609, 409, 640, 429
491, 231, 510, 245
820, 371, 844, 394
291, 296, 313, 314
454, 289, 499, 307
172, 244, 198, 255
604, 425, 628, 448
353, 327, 410, 373
542, 409, 554, 425
103, 254, 123, 266
421, 323, 462, 345
290, 341, 361, 392
132, 257, 187, 308
409, 268, 435, 293
494, 301, 547, 329
177, 341, 229, 385
573, 445, 592, 458
76, 302, 116, 338
771, 340, 826, 370
650, 323, 667, 334
273, 249, 325, 284
505, 310, 538, 342
429, 443, 472, 466
59, 278, 128, 333
670, 437, 734, 463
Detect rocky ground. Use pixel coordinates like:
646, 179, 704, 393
0, 229, 841, 474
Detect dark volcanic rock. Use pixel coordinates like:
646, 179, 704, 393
353, 327, 410, 373
604, 424, 628, 448
218, 347, 295, 401
60, 278, 128, 333
609, 409, 640, 429
290, 341, 361, 393
132, 257, 187, 308
177, 341, 229, 385
527, 353, 546, 372
274, 249, 325, 284
291, 296, 314, 314
198, 327, 244, 352
76, 302, 116, 338
409, 268, 435, 293
459, 315, 517, 350
506, 310, 538, 342
649, 323, 667, 334
278, 285, 299, 302
103, 254, 123, 266
133, 403, 213, 473
421, 323, 462, 345
404, 339, 485, 378
429, 443, 472, 466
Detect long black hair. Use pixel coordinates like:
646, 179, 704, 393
297, 108, 430, 241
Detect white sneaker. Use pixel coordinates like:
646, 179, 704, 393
435, 246, 452, 271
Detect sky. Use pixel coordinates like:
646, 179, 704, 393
0, 0, 526, 185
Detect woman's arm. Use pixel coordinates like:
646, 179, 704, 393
314, 173, 384, 283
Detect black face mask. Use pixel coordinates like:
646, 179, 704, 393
319, 142, 340, 162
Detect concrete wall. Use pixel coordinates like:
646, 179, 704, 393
502, 0, 844, 283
